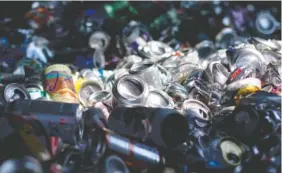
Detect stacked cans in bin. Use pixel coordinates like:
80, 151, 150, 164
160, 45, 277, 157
0, 1, 281, 173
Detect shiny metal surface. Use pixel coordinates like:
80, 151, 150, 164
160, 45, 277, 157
204, 61, 229, 85
138, 40, 174, 62
182, 99, 212, 124
105, 132, 161, 165
227, 44, 267, 75
129, 60, 163, 90
78, 80, 103, 107
89, 31, 111, 51
4, 83, 30, 102
164, 83, 188, 107
116, 55, 143, 69
146, 89, 174, 108
226, 77, 261, 91
88, 90, 112, 106
112, 75, 149, 107
103, 155, 130, 173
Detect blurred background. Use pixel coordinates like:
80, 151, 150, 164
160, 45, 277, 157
0, 1, 280, 72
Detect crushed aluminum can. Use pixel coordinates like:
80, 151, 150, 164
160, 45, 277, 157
145, 89, 174, 109
116, 55, 143, 69
250, 37, 281, 52
182, 99, 212, 129
129, 60, 163, 90
226, 44, 267, 76
138, 40, 174, 62
157, 64, 173, 87
226, 65, 257, 84
196, 135, 250, 169
2, 83, 30, 103
239, 91, 281, 110
88, 90, 112, 107
78, 80, 104, 107
221, 77, 262, 105
261, 61, 281, 93
112, 75, 149, 107
202, 61, 230, 86
181, 68, 205, 95
164, 82, 188, 108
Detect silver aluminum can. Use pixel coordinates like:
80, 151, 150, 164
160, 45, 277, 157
164, 83, 188, 107
102, 155, 130, 173
182, 99, 212, 128
78, 80, 103, 107
138, 40, 173, 62
88, 90, 112, 107
203, 61, 230, 86
129, 60, 163, 90
3, 83, 30, 103
146, 89, 174, 109
112, 75, 149, 107
226, 44, 267, 76
116, 55, 143, 69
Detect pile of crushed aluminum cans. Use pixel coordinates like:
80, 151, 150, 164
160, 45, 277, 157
0, 1, 281, 173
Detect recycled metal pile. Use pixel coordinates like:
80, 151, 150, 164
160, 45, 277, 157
0, 1, 281, 173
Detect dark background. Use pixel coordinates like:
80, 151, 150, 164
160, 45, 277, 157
0, 1, 280, 29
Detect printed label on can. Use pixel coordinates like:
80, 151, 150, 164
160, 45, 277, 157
44, 70, 78, 103
27, 88, 44, 100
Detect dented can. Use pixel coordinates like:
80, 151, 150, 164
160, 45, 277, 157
44, 64, 78, 103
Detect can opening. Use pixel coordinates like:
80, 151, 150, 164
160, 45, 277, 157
105, 155, 129, 173
118, 77, 144, 99
13, 89, 26, 99
89, 90, 111, 103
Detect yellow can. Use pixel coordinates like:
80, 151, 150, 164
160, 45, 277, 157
234, 85, 261, 105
